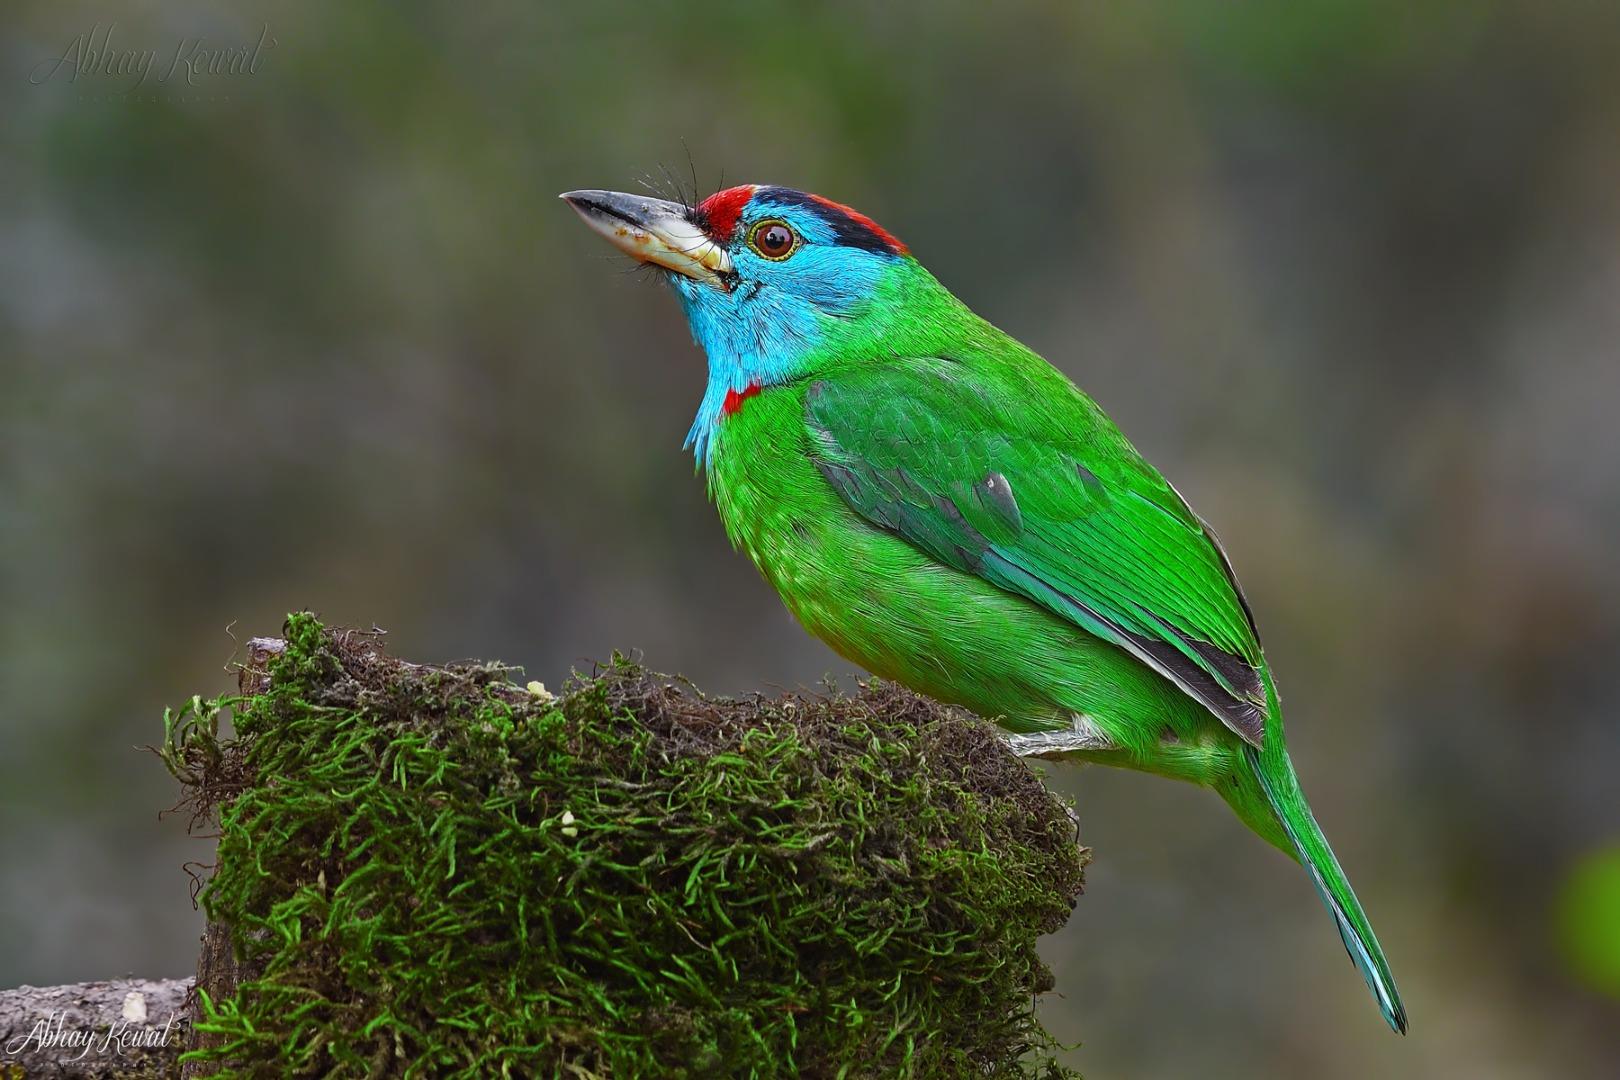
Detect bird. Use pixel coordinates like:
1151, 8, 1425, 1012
562, 183, 1407, 1033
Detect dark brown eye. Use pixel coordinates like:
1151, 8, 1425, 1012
750, 220, 797, 260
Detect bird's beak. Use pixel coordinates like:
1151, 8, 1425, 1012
560, 189, 733, 288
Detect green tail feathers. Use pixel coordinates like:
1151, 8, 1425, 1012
1246, 744, 1409, 1034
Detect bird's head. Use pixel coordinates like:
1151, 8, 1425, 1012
563, 184, 955, 461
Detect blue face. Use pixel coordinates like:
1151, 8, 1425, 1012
673, 187, 908, 463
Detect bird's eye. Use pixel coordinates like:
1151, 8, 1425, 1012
749, 220, 798, 260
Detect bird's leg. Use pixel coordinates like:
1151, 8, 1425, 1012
998, 713, 1113, 758
997, 718, 1100, 847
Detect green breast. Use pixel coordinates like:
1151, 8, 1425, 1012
704, 381, 1204, 754
708, 383, 871, 650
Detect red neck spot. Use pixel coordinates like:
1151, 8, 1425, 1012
808, 193, 909, 255
722, 382, 762, 417
696, 185, 758, 243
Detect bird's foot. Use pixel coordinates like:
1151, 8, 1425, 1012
999, 713, 1112, 759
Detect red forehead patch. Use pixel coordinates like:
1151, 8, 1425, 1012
696, 185, 757, 243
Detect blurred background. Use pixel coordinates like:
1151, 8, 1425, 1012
4, 1, 1619, 1076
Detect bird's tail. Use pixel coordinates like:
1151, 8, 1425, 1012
1245, 741, 1408, 1034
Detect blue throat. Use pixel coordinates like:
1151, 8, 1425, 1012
675, 277, 820, 467
671, 257, 892, 466
667, 202, 905, 467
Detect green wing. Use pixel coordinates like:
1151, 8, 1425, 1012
804, 356, 1270, 747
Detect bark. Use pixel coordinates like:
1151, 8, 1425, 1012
0, 977, 192, 1079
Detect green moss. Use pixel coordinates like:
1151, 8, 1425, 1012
162, 613, 1085, 1078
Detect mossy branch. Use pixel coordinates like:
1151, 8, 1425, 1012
9, 614, 1090, 1078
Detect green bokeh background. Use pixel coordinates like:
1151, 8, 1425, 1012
4, 2, 1618, 1076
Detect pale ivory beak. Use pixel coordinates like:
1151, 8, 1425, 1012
561, 189, 733, 288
